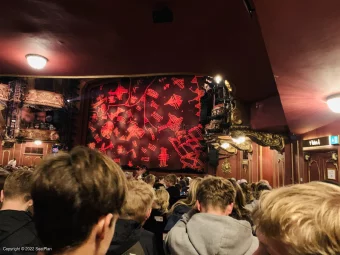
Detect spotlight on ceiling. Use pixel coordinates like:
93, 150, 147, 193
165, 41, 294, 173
26, 54, 48, 69
34, 140, 42, 145
232, 137, 246, 144
221, 142, 230, 149
214, 75, 222, 84
327, 94, 340, 113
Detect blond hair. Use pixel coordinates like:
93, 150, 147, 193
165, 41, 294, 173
153, 188, 170, 214
253, 182, 340, 255
144, 174, 156, 186
121, 180, 155, 224
169, 177, 202, 214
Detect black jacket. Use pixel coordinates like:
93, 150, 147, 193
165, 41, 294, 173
107, 219, 158, 255
0, 210, 41, 255
166, 186, 180, 208
143, 209, 167, 255
164, 204, 190, 232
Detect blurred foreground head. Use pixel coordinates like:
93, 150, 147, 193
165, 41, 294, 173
253, 182, 340, 255
31, 146, 127, 255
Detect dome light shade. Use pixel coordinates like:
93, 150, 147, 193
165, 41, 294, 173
26, 54, 48, 69
34, 140, 42, 145
327, 95, 340, 113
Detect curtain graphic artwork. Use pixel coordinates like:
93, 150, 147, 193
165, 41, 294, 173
87, 75, 206, 171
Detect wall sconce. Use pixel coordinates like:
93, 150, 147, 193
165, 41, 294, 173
304, 154, 311, 161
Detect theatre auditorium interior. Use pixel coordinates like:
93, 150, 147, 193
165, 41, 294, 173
0, 1, 340, 255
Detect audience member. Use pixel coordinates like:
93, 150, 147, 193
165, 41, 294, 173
165, 177, 258, 255
108, 180, 157, 255
240, 182, 255, 205
31, 147, 127, 255
154, 176, 165, 190
228, 178, 253, 227
178, 180, 188, 196
7, 158, 17, 168
0, 169, 10, 208
322, 179, 340, 186
165, 177, 202, 232
145, 174, 156, 187
0, 170, 41, 254
247, 181, 272, 212
143, 188, 170, 255
164, 174, 180, 207
253, 182, 340, 255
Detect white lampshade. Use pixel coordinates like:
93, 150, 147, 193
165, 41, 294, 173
327, 95, 340, 113
26, 54, 48, 69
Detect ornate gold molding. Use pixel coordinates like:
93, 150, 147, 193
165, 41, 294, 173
231, 108, 242, 125
221, 158, 232, 174
229, 126, 285, 152
24, 89, 64, 108
19, 129, 59, 141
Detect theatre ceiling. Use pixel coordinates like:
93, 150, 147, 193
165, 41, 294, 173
1, 0, 339, 135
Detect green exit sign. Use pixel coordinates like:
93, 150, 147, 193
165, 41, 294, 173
329, 135, 339, 145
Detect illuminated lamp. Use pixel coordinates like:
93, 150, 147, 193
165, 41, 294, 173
26, 54, 48, 69
221, 142, 230, 149
232, 137, 246, 144
327, 94, 340, 113
214, 75, 222, 84
34, 140, 42, 145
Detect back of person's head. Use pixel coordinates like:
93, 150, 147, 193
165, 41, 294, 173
255, 182, 272, 200
121, 180, 155, 224
31, 146, 127, 255
196, 177, 235, 215
179, 180, 187, 189
169, 177, 202, 214
253, 182, 340, 255
240, 182, 254, 204
174, 183, 181, 191
165, 174, 177, 186
1, 169, 33, 210
228, 178, 248, 219
153, 188, 170, 214
144, 174, 156, 186
0, 170, 10, 191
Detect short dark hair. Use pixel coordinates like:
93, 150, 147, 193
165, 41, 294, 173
31, 146, 127, 253
197, 177, 235, 210
3, 169, 33, 201
0, 170, 10, 192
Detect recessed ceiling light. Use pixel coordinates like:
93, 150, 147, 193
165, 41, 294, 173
327, 94, 340, 113
26, 54, 48, 69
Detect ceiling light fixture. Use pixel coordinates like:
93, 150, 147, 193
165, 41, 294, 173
327, 94, 340, 113
221, 142, 230, 149
26, 54, 48, 69
214, 75, 222, 84
34, 140, 42, 145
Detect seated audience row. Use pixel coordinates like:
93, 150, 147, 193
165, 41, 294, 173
0, 147, 340, 255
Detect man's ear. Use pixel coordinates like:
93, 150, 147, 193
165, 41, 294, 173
26, 199, 33, 208
225, 203, 234, 216
97, 213, 117, 240
195, 200, 201, 212
146, 207, 152, 219
0, 190, 4, 203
